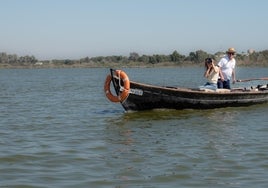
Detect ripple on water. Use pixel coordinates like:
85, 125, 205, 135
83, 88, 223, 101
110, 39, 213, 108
1, 68, 268, 187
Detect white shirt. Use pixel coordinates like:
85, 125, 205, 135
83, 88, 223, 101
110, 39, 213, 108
218, 55, 236, 80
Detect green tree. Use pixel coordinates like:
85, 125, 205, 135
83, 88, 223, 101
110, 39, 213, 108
138, 55, 150, 63
170, 50, 184, 63
129, 52, 139, 61
187, 50, 210, 63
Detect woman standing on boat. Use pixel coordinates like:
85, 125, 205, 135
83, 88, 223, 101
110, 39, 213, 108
217, 47, 236, 89
199, 58, 219, 91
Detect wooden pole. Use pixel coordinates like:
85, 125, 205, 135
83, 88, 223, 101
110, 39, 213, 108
236, 77, 268, 82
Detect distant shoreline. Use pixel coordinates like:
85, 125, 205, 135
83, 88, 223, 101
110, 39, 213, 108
1, 62, 267, 69
1, 49, 268, 69
0, 62, 196, 69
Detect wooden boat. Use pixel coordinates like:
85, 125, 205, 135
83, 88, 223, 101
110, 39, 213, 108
104, 69, 268, 111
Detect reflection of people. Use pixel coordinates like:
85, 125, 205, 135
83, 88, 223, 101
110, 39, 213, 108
199, 58, 219, 91
217, 47, 236, 89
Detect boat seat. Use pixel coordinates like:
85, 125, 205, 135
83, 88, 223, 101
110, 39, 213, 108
202, 88, 231, 93
202, 89, 215, 92
216, 89, 231, 93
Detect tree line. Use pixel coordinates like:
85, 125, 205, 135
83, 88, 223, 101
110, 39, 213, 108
0, 52, 38, 65
1, 49, 268, 67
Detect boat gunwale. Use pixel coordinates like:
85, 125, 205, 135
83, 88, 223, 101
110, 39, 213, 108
129, 80, 268, 96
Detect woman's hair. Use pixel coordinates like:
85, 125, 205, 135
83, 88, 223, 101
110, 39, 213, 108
204, 58, 213, 70
205, 58, 212, 64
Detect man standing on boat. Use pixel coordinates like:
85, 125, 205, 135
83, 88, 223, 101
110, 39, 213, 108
217, 47, 237, 89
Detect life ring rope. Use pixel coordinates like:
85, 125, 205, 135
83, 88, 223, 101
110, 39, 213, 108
104, 70, 130, 103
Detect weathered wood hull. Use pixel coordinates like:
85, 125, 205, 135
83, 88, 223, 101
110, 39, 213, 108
106, 69, 268, 111
123, 82, 268, 111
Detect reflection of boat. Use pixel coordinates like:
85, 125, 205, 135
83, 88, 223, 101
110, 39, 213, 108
104, 69, 268, 111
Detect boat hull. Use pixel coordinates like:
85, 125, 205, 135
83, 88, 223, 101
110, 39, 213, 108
106, 69, 268, 111
121, 81, 268, 111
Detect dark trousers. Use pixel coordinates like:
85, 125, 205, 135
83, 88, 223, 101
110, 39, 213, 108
217, 79, 231, 89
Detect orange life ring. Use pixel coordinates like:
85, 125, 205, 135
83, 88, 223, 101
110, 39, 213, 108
104, 70, 130, 102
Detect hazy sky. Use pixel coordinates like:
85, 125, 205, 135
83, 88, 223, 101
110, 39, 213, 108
1, 0, 268, 60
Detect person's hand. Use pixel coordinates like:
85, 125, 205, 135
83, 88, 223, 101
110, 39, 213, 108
232, 80, 236, 84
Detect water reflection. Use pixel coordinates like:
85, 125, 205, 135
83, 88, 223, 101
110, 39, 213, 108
102, 104, 268, 187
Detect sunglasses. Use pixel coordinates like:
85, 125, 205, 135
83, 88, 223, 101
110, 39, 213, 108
228, 52, 235, 55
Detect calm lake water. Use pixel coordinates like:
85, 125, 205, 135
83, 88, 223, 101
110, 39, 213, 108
1, 67, 268, 188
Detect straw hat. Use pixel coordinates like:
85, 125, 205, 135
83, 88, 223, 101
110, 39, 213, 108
226, 47, 236, 53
